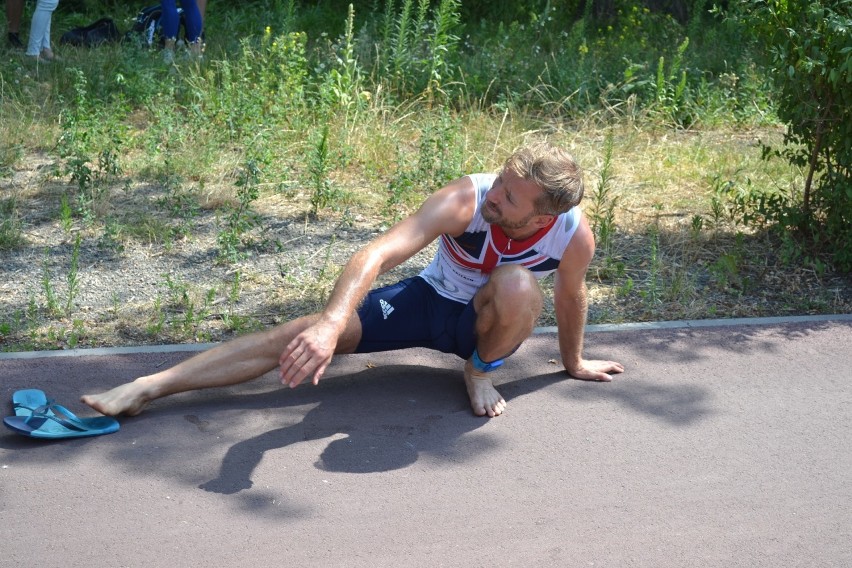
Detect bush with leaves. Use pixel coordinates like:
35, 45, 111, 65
727, 0, 851, 272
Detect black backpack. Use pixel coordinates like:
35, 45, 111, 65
60, 17, 120, 47
125, 5, 186, 47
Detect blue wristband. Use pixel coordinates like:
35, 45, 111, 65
471, 348, 504, 373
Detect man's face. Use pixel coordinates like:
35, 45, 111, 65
482, 168, 547, 230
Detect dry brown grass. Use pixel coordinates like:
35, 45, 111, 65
1, 115, 849, 352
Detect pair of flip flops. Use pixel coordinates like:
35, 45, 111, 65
3, 389, 119, 440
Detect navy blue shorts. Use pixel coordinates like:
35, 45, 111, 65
355, 276, 477, 360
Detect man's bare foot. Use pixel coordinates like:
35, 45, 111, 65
463, 361, 506, 417
81, 380, 153, 417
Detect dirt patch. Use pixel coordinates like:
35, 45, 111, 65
1, 153, 850, 351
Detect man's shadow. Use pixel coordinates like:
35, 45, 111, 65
197, 364, 522, 494
190, 362, 710, 495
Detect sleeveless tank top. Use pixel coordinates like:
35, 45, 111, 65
419, 173, 582, 303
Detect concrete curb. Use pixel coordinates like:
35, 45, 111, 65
537, 313, 852, 334
1, 314, 850, 360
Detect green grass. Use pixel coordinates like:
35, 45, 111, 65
0, 2, 848, 351
0, 197, 25, 250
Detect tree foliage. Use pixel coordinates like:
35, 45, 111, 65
728, 0, 852, 271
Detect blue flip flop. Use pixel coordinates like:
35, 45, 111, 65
4, 401, 119, 440
12, 389, 50, 416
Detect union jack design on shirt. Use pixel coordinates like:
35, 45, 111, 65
419, 173, 582, 303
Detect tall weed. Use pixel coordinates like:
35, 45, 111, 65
217, 159, 264, 263
57, 69, 126, 224
319, 4, 369, 112
588, 130, 618, 258
308, 125, 343, 215
0, 197, 24, 251
387, 112, 462, 214
378, 0, 462, 97
188, 29, 308, 141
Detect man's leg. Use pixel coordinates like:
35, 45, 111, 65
82, 313, 363, 417
465, 264, 543, 417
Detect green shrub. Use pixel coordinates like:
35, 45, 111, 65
187, 29, 309, 140
727, 0, 852, 272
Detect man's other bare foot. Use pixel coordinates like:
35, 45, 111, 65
463, 361, 506, 417
81, 380, 153, 417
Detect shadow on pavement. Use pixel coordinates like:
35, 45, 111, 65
8, 322, 835, 498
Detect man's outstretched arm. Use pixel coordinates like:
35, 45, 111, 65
553, 215, 624, 381
278, 177, 477, 388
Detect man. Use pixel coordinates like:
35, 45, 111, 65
82, 142, 624, 419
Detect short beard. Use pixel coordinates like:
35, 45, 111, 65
481, 203, 536, 230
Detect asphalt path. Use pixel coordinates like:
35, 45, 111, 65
1, 316, 851, 568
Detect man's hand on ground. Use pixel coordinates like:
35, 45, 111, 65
565, 359, 625, 382
278, 322, 338, 388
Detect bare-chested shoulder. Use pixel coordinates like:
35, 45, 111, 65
558, 213, 595, 277
415, 176, 478, 237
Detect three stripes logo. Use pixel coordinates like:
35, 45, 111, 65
379, 299, 395, 319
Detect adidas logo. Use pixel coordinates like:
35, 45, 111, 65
379, 299, 395, 319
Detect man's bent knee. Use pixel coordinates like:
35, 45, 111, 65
478, 265, 543, 315
472, 266, 541, 361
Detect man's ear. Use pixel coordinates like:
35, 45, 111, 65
533, 214, 555, 228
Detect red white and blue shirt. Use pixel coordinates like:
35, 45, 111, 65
419, 173, 582, 303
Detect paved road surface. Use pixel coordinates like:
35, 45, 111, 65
1, 317, 850, 567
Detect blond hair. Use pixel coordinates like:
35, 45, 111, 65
502, 142, 584, 215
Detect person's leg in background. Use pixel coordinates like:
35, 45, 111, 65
160, 0, 179, 62
180, 0, 202, 56
25, 0, 59, 60
161, 0, 203, 61
6, 0, 24, 48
